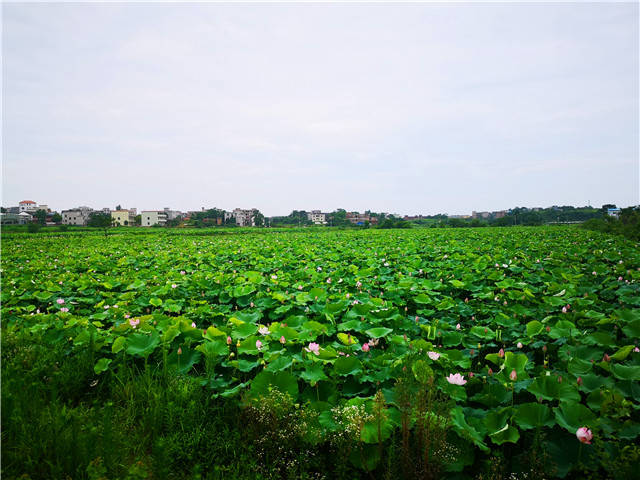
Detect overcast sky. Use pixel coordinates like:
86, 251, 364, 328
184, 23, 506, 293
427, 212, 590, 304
2, 2, 638, 216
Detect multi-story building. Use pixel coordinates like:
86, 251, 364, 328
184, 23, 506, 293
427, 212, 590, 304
141, 210, 168, 227
0, 212, 33, 224
19, 200, 38, 213
62, 206, 93, 226
232, 208, 258, 227
307, 210, 327, 225
163, 208, 182, 221
111, 210, 135, 226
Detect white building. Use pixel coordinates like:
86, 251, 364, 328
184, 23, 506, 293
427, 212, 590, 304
19, 200, 38, 213
141, 211, 167, 227
232, 208, 258, 227
307, 210, 327, 225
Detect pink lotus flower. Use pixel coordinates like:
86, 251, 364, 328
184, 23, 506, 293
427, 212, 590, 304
456, 323, 461, 330
177, 347, 182, 355
362, 343, 370, 352
428, 351, 440, 361
577, 376, 583, 386
60, 307, 69, 313
56, 298, 65, 305
562, 307, 567, 313
171, 284, 177, 288
576, 427, 593, 444
498, 348, 505, 358
256, 340, 263, 351
258, 326, 269, 336
510, 369, 517, 381
517, 342, 523, 349
191, 322, 196, 328
279, 336, 286, 344
304, 342, 320, 355
618, 276, 623, 281
488, 368, 494, 376
129, 318, 140, 328
446, 373, 467, 385
124, 314, 130, 319
603, 353, 610, 362
592, 271, 597, 276
634, 347, 640, 353
180, 270, 186, 275
226, 336, 232, 345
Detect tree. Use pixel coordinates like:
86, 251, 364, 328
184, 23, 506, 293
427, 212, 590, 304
254, 211, 265, 227
116, 205, 122, 211
87, 212, 112, 237
134, 215, 141, 226
34, 209, 47, 225
51, 213, 62, 224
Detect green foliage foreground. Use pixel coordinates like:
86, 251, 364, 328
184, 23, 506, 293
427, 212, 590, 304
2, 227, 640, 479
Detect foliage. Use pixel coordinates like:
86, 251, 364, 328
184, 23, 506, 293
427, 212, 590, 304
2, 226, 639, 478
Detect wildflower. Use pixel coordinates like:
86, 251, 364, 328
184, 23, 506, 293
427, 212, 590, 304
446, 373, 467, 385
304, 342, 320, 355
498, 348, 505, 358
576, 427, 593, 444
56, 298, 65, 305
129, 318, 140, 328
60, 307, 69, 313
259, 326, 269, 336
428, 351, 440, 361
510, 369, 517, 381
279, 336, 286, 344
517, 342, 523, 349
172, 284, 177, 288
256, 340, 263, 351
362, 343, 370, 352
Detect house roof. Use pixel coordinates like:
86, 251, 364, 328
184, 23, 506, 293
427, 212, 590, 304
19, 200, 36, 204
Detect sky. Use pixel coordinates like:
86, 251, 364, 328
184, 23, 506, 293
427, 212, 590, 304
2, 2, 638, 216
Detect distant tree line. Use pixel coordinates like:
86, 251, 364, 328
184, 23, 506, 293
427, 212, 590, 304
581, 206, 640, 241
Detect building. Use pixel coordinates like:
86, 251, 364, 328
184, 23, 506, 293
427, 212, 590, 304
0, 212, 33, 224
231, 208, 258, 227
493, 211, 507, 219
307, 210, 327, 225
18, 200, 38, 213
62, 206, 93, 226
163, 208, 182, 221
471, 211, 491, 219
141, 210, 168, 227
607, 208, 621, 219
111, 210, 135, 226
346, 212, 371, 225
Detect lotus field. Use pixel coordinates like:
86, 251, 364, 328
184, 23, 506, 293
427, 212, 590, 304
2, 227, 640, 478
